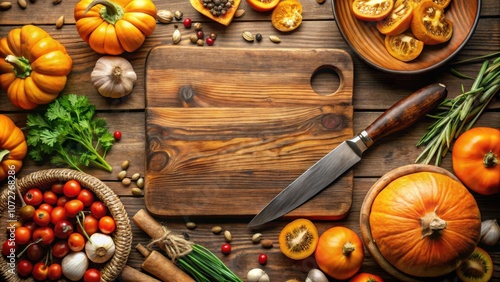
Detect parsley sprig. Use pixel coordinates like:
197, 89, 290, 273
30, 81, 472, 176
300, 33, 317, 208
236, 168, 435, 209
26, 94, 114, 172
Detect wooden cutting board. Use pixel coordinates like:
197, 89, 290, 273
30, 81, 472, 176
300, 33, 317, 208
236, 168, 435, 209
145, 46, 354, 219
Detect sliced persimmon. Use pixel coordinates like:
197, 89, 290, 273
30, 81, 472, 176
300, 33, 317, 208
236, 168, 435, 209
271, 0, 303, 32
246, 0, 280, 12
376, 0, 414, 35
384, 33, 424, 62
352, 0, 394, 22
411, 0, 453, 45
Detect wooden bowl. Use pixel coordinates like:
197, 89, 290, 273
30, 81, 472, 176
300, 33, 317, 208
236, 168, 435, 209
0, 169, 132, 282
332, 0, 481, 74
359, 164, 460, 281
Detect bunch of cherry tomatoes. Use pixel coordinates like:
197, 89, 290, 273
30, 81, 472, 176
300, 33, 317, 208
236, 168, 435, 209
2, 179, 116, 281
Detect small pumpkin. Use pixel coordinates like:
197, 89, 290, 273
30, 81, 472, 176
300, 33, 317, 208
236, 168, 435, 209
190, 0, 241, 26
369, 171, 481, 277
91, 56, 137, 98
0, 25, 73, 109
452, 127, 500, 195
0, 115, 27, 181
314, 226, 364, 280
74, 0, 157, 55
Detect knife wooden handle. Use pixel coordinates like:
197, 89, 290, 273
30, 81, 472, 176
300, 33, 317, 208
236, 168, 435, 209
365, 83, 447, 142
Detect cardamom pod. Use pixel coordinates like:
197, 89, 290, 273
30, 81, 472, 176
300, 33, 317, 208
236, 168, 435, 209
17, 0, 26, 9
131, 188, 143, 196
157, 10, 174, 24
242, 31, 255, 42
172, 28, 181, 44
0, 2, 12, 10
269, 35, 281, 43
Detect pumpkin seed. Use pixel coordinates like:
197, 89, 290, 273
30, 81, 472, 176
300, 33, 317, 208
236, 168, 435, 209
174, 10, 183, 20
186, 221, 197, 229
212, 226, 222, 234
122, 177, 131, 186
242, 31, 255, 42
224, 230, 232, 242
157, 10, 174, 24
121, 160, 130, 170
131, 172, 141, 181
193, 22, 202, 31
269, 35, 281, 43
136, 177, 144, 189
55, 15, 64, 29
172, 28, 181, 44
131, 188, 142, 196
17, 0, 26, 8
117, 170, 127, 180
252, 233, 262, 243
0, 2, 12, 10
234, 9, 245, 18
261, 239, 273, 248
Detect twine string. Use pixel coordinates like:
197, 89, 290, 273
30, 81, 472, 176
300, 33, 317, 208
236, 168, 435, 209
146, 226, 194, 261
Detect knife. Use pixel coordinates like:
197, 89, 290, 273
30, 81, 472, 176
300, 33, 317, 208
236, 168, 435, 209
248, 83, 447, 227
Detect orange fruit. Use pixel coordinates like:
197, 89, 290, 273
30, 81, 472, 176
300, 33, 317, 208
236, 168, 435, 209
271, 0, 303, 32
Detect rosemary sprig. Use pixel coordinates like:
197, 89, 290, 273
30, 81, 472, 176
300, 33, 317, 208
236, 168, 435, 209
416, 55, 500, 165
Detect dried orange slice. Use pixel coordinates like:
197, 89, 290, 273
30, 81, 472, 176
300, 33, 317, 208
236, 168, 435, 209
271, 0, 303, 32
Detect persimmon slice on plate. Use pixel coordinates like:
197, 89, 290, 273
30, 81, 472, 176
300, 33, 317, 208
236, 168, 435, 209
352, 0, 394, 22
411, 0, 453, 45
384, 33, 424, 61
376, 0, 414, 35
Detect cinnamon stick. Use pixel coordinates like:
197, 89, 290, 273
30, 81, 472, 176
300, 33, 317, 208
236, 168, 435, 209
118, 265, 161, 282
132, 209, 167, 251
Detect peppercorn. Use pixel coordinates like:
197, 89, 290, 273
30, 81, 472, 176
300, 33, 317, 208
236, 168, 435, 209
255, 33, 263, 42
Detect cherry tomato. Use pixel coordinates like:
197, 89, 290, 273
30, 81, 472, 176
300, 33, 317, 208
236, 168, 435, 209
32, 226, 55, 245
77, 189, 95, 207
384, 33, 424, 62
51, 182, 65, 194
77, 214, 99, 236
113, 130, 122, 141
2, 239, 16, 256
47, 263, 63, 281
352, 0, 394, 21
24, 188, 43, 206
23, 221, 37, 232
206, 37, 215, 46
57, 196, 69, 207
63, 179, 82, 198
54, 219, 74, 239
33, 209, 51, 226
98, 216, 116, 234
221, 243, 231, 255
50, 206, 68, 225
84, 268, 102, 282
183, 18, 192, 28
27, 243, 45, 261
349, 272, 384, 282
15, 227, 31, 245
51, 240, 70, 258
32, 261, 49, 281
68, 233, 86, 252
17, 259, 33, 277
19, 205, 35, 221
65, 199, 84, 218
42, 190, 58, 205
38, 203, 54, 214
410, 0, 453, 45
258, 253, 268, 265
90, 201, 108, 219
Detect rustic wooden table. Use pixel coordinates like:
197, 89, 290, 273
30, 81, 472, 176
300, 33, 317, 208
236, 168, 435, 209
1, 0, 499, 281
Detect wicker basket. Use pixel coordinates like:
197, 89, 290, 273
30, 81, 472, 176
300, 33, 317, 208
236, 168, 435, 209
0, 169, 132, 282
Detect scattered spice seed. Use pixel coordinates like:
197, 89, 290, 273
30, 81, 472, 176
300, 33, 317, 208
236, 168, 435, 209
269, 35, 281, 43
261, 239, 273, 248
242, 31, 254, 42
196, 39, 204, 46
206, 37, 214, 46
251, 233, 262, 243
212, 226, 222, 234
157, 10, 174, 23
183, 18, 192, 28
193, 22, 202, 31
174, 10, 183, 20
117, 170, 127, 180
0, 2, 12, 10
224, 230, 232, 242
121, 160, 130, 170
131, 173, 141, 181
17, 0, 26, 9
122, 178, 132, 186
136, 177, 144, 189
55, 15, 64, 29
186, 221, 197, 229
255, 33, 262, 42
234, 9, 245, 18
196, 30, 204, 39
131, 187, 142, 196
52, 0, 61, 4
190, 34, 198, 44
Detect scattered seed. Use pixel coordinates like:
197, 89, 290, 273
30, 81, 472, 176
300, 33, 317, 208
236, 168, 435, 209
209, 33, 217, 40
117, 170, 127, 180
224, 230, 232, 242
261, 239, 273, 248
55, 15, 64, 29
174, 10, 183, 20
52, 0, 61, 4
131, 187, 142, 196
172, 28, 181, 44
193, 22, 202, 31
122, 177, 132, 186
121, 160, 130, 170
196, 39, 204, 46
212, 226, 222, 234
131, 173, 141, 181
186, 221, 197, 229
0, 2, 12, 10
269, 35, 281, 43
157, 10, 174, 24
255, 33, 262, 42
182, 232, 190, 240
136, 177, 144, 189
234, 9, 245, 18
251, 233, 262, 244
242, 31, 254, 42
17, 0, 26, 9
189, 34, 198, 44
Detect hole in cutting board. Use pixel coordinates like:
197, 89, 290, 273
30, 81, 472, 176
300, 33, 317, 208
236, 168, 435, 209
310, 65, 341, 96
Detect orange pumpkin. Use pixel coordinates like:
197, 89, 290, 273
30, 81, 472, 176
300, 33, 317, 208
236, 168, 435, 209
0, 115, 27, 181
0, 25, 72, 109
74, 0, 157, 55
369, 172, 481, 277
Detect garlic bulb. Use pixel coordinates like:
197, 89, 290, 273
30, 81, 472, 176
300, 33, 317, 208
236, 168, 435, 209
62, 251, 89, 281
247, 268, 270, 282
91, 56, 137, 98
85, 233, 116, 263
305, 268, 329, 282
480, 219, 500, 246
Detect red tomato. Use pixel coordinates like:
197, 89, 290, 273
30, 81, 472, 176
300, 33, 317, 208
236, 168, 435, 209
47, 263, 63, 280
54, 219, 74, 239
27, 243, 44, 261
51, 182, 65, 194
349, 272, 384, 282
15, 227, 31, 245
50, 206, 67, 225
33, 209, 51, 226
98, 216, 116, 234
24, 188, 43, 206
221, 243, 231, 255
63, 180, 82, 198
43, 190, 58, 205
32, 227, 55, 245
32, 261, 49, 281
258, 253, 267, 265
57, 196, 69, 207
113, 131, 122, 141
38, 203, 54, 214
65, 199, 84, 218
84, 268, 102, 282
90, 201, 108, 219
77, 189, 95, 207
77, 214, 99, 236
51, 241, 70, 258
23, 221, 36, 232
68, 233, 86, 252
2, 239, 16, 256
17, 259, 33, 277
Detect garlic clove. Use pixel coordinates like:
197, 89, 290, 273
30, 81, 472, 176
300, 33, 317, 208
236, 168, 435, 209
480, 219, 500, 246
306, 268, 329, 282
247, 268, 270, 282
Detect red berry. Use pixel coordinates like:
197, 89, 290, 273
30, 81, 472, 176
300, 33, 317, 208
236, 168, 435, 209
221, 243, 231, 255
183, 18, 192, 28
196, 30, 204, 39
206, 37, 214, 46
258, 253, 267, 265
113, 131, 122, 141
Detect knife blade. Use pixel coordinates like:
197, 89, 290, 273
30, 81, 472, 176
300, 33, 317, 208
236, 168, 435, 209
248, 83, 447, 227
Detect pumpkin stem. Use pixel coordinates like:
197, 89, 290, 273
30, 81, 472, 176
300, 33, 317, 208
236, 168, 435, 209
0, 149, 10, 163
342, 241, 356, 256
5, 55, 32, 78
84, 0, 124, 25
420, 210, 447, 238
484, 150, 498, 168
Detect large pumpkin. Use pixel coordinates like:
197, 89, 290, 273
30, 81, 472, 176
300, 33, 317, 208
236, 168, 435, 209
0, 115, 27, 181
369, 171, 481, 277
0, 25, 73, 109
74, 0, 157, 55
